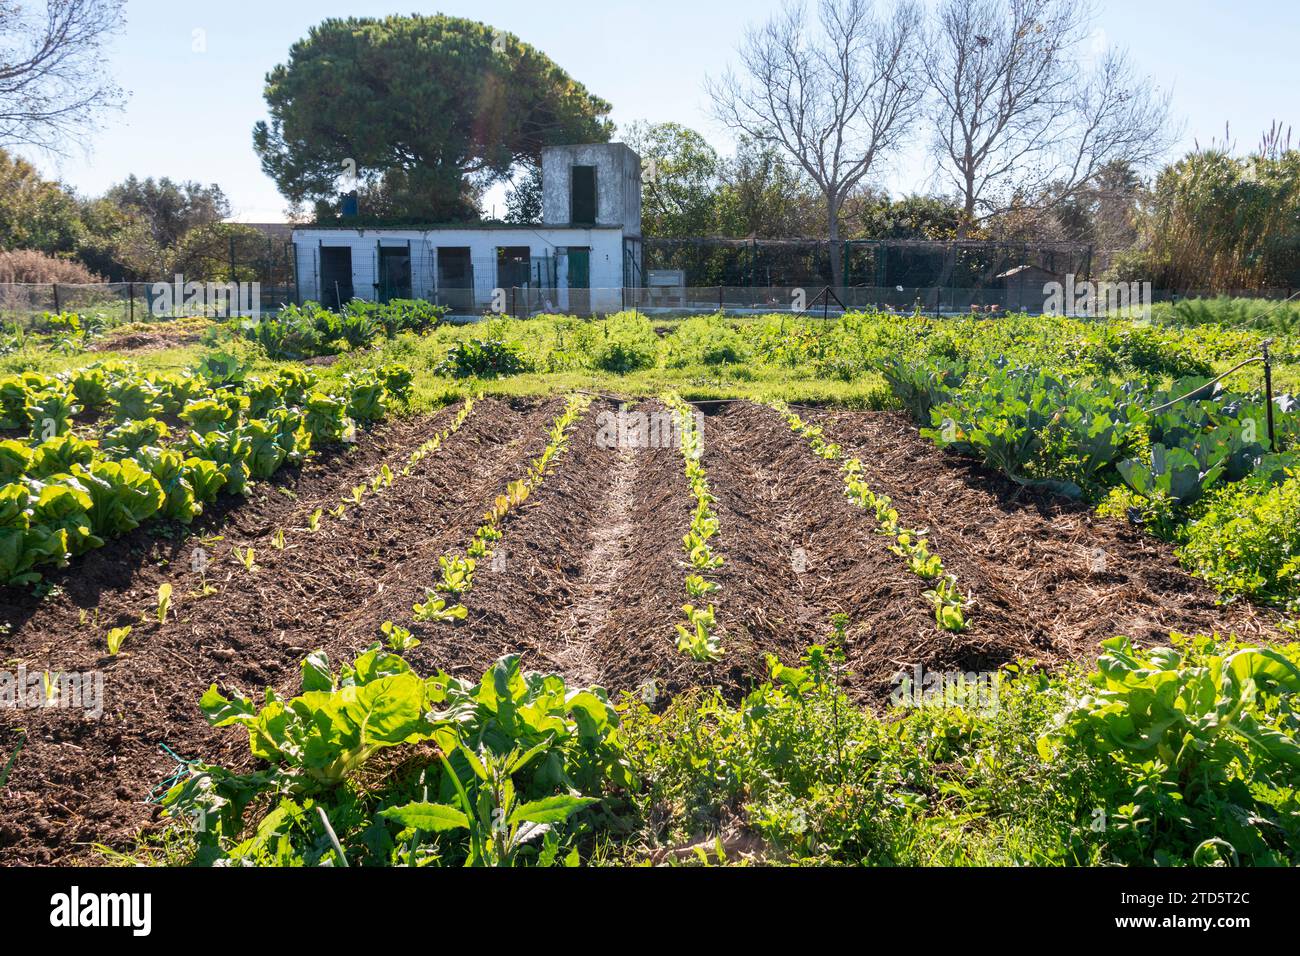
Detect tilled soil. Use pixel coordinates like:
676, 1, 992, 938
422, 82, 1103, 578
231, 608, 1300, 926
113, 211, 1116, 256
0, 396, 557, 864
0, 398, 1283, 865
803, 407, 1283, 663
702, 402, 950, 696
417, 399, 720, 699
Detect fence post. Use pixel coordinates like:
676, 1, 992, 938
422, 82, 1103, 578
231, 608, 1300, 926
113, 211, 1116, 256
128, 282, 134, 323
52, 283, 60, 313
1263, 339, 1277, 452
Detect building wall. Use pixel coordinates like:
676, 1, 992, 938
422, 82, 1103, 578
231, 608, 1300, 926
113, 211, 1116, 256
292, 227, 628, 312
541, 143, 642, 236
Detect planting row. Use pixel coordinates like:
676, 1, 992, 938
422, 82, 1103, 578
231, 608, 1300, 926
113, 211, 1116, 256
777, 403, 969, 632
662, 395, 725, 661
412, 394, 591, 625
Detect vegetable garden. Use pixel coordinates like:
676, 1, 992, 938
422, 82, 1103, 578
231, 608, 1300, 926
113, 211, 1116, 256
1, 298, 1298, 867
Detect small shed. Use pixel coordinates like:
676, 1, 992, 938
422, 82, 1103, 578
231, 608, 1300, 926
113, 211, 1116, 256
995, 264, 1064, 312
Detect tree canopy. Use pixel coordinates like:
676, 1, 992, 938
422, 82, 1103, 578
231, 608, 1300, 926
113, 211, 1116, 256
253, 14, 614, 222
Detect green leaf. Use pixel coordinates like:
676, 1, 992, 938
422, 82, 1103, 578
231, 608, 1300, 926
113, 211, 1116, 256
379, 802, 469, 832
300, 650, 334, 693
199, 684, 258, 726
507, 794, 599, 826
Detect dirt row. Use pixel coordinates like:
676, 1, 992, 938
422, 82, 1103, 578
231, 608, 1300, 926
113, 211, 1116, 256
804, 407, 1282, 659
0, 396, 560, 864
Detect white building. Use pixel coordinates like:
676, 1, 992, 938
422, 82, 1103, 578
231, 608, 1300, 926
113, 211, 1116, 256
291, 143, 643, 315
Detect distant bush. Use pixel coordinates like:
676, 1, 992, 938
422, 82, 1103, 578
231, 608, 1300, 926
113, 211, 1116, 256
436, 338, 529, 379
0, 249, 104, 284
586, 313, 658, 374
663, 314, 750, 368
1151, 296, 1300, 336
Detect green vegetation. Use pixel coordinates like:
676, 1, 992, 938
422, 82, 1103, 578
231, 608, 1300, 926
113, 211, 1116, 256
155, 631, 1300, 866
8, 302, 1298, 612
0, 354, 412, 585
8, 297, 1299, 870
235, 299, 447, 360
162, 647, 627, 866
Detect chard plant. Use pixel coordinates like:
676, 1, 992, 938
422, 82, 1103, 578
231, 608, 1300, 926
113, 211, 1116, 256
381, 620, 421, 651
106, 625, 131, 656
412, 595, 468, 623
156, 583, 173, 624
161, 650, 627, 867
664, 393, 725, 661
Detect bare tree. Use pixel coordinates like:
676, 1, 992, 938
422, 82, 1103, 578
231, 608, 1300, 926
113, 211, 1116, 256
0, 0, 127, 152
708, 0, 924, 287
925, 0, 1173, 236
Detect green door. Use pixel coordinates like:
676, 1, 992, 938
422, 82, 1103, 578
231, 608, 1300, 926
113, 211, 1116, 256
567, 248, 590, 315
568, 249, 590, 288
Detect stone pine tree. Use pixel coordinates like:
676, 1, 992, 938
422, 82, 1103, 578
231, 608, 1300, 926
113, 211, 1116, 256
253, 14, 614, 222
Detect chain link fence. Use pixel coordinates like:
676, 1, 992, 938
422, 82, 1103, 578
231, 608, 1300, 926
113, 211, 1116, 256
2, 281, 1296, 325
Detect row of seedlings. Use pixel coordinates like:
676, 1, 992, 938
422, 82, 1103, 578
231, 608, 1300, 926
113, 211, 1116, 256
663, 394, 724, 661
410, 394, 592, 625
775, 403, 969, 632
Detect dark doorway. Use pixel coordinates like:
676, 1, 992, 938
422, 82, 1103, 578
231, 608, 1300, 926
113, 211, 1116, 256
319, 246, 354, 309
437, 247, 474, 312
377, 245, 412, 302
497, 246, 532, 289
571, 166, 597, 225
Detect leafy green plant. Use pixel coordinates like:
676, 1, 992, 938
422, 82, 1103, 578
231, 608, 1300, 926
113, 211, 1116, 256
156, 583, 173, 624
412, 595, 467, 623
436, 338, 529, 379
71, 459, 165, 537
161, 650, 626, 867
381, 620, 420, 651
1039, 635, 1300, 864
0, 483, 71, 585
106, 625, 131, 656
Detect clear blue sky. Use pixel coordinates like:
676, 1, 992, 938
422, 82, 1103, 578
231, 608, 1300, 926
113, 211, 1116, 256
19, 0, 1300, 221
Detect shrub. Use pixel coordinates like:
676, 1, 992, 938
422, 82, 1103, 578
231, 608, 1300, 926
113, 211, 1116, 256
1178, 473, 1300, 610
0, 249, 104, 284
436, 338, 529, 379
577, 313, 653, 374
663, 315, 750, 368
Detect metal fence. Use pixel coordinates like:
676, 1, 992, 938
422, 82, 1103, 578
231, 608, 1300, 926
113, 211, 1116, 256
0, 281, 300, 326
2, 281, 1296, 325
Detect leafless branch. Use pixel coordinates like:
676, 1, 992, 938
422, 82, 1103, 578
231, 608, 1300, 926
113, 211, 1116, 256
923, 0, 1174, 234
0, 0, 127, 153
707, 0, 924, 284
